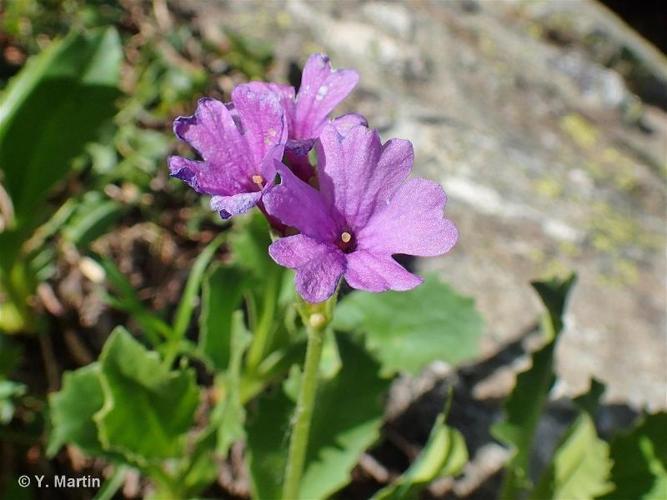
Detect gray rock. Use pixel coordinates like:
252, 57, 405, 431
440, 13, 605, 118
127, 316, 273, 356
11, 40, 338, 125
190, 0, 667, 410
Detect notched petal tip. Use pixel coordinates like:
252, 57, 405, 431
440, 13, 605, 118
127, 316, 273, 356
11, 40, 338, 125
306, 52, 359, 82
295, 53, 361, 139
168, 156, 202, 191
172, 97, 226, 143
172, 115, 195, 142
331, 113, 369, 137
307, 52, 331, 68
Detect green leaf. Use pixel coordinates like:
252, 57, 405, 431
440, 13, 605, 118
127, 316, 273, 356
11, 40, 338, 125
374, 394, 468, 500
531, 414, 613, 500
246, 386, 293, 499
0, 28, 121, 264
98, 257, 173, 345
172, 234, 225, 341
246, 335, 390, 500
0, 379, 26, 425
0, 475, 33, 500
230, 212, 290, 369
199, 264, 247, 371
0, 335, 22, 377
241, 339, 307, 404
492, 273, 577, 499
94, 327, 199, 462
333, 276, 483, 375
573, 377, 606, 416
47, 363, 106, 457
214, 311, 251, 455
229, 212, 274, 278
531, 274, 577, 340
300, 337, 390, 499
62, 192, 125, 248
168, 313, 251, 497
93, 466, 127, 500
492, 341, 557, 491
601, 412, 667, 500
179, 446, 219, 498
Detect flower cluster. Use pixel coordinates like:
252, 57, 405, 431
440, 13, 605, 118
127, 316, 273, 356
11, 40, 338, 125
169, 54, 458, 303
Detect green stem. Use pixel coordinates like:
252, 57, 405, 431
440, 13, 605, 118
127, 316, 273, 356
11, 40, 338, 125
93, 465, 127, 500
147, 465, 181, 500
281, 322, 326, 500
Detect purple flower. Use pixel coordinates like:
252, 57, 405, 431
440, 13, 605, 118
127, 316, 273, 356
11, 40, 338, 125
266, 53, 360, 141
259, 54, 362, 181
264, 124, 458, 303
168, 82, 287, 219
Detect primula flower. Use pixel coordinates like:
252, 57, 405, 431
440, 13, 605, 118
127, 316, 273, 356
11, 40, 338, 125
264, 124, 458, 303
260, 54, 362, 180
169, 82, 287, 218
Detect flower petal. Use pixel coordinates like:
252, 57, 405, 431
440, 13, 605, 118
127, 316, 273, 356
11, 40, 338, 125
263, 161, 340, 240
284, 137, 317, 182
319, 124, 414, 230
285, 138, 316, 157
358, 178, 458, 257
294, 54, 359, 139
168, 156, 205, 192
316, 124, 380, 227
174, 98, 247, 167
376, 137, 414, 201
344, 250, 422, 292
173, 98, 253, 194
331, 113, 368, 136
210, 191, 263, 219
231, 82, 287, 166
284, 147, 315, 182
258, 144, 284, 185
269, 235, 345, 303
263, 82, 296, 130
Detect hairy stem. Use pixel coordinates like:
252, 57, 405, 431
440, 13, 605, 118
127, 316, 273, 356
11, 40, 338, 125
281, 320, 326, 499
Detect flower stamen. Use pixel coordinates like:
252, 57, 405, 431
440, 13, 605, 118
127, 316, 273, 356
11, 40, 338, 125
251, 174, 265, 188
337, 231, 356, 253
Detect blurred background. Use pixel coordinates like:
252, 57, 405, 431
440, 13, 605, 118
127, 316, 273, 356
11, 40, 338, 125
0, 0, 665, 498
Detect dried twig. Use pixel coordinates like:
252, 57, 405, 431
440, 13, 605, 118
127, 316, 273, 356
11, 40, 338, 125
359, 453, 391, 483
152, 0, 173, 32
63, 330, 95, 366
37, 283, 65, 317
38, 333, 60, 393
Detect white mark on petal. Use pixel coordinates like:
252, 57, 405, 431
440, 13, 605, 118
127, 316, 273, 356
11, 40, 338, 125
264, 128, 278, 145
316, 85, 329, 101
